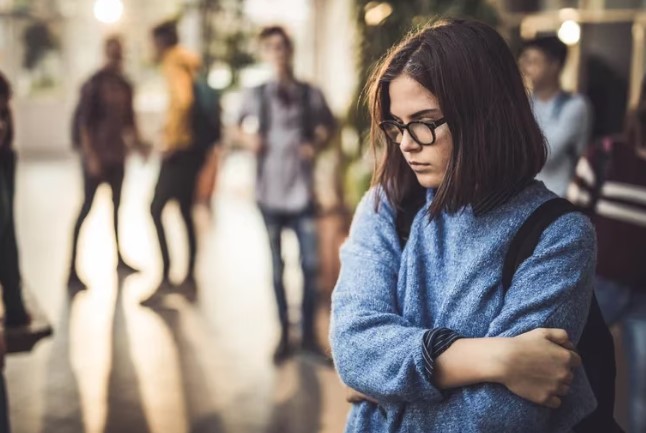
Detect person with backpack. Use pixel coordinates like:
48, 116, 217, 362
142, 21, 216, 305
519, 36, 592, 198
67, 36, 144, 290
330, 20, 619, 432
237, 26, 336, 363
569, 75, 646, 433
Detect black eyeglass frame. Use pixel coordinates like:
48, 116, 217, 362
379, 118, 447, 146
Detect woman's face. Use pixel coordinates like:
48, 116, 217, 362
388, 74, 453, 189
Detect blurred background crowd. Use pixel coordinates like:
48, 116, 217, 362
0, 0, 645, 432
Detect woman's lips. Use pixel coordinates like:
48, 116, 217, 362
408, 161, 431, 172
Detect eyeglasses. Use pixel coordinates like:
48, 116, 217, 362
379, 118, 447, 146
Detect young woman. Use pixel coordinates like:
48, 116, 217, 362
330, 20, 596, 432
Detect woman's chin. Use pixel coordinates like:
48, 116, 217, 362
415, 173, 442, 189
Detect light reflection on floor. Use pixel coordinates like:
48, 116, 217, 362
6, 151, 349, 433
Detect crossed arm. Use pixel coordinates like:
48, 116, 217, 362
330, 191, 595, 431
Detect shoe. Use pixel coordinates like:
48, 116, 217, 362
273, 333, 292, 365
4, 307, 31, 328
67, 271, 88, 294
300, 339, 333, 367
117, 259, 140, 275
178, 275, 198, 303
140, 278, 174, 307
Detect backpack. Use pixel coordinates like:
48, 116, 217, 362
397, 197, 621, 433
191, 76, 222, 151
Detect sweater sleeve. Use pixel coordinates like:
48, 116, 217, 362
330, 189, 445, 404
448, 212, 598, 433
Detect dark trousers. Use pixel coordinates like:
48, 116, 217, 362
0, 372, 9, 433
150, 149, 202, 280
260, 206, 319, 343
70, 163, 125, 272
0, 149, 28, 326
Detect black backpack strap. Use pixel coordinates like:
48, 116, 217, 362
502, 198, 578, 291
299, 82, 314, 141
256, 84, 269, 136
503, 197, 621, 432
552, 91, 572, 120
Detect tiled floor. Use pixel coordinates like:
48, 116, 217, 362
5, 151, 349, 433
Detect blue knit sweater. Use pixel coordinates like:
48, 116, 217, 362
330, 181, 597, 433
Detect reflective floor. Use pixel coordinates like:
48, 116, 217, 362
6, 152, 349, 433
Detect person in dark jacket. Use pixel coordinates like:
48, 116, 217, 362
68, 36, 143, 290
0, 70, 31, 329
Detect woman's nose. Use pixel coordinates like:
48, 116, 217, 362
399, 130, 420, 153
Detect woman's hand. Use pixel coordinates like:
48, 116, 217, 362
345, 386, 378, 404
492, 328, 581, 409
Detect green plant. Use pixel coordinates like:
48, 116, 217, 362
190, 0, 255, 89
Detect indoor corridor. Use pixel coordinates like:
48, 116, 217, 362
4, 151, 349, 433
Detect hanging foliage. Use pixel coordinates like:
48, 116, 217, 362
349, 0, 499, 145
22, 20, 59, 70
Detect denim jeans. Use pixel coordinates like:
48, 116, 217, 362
595, 276, 646, 433
260, 206, 319, 343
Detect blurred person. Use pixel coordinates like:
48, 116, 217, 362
570, 74, 646, 433
0, 79, 17, 430
519, 36, 592, 197
330, 20, 614, 432
237, 26, 336, 363
67, 36, 144, 289
0, 332, 9, 433
0, 70, 31, 328
142, 20, 204, 305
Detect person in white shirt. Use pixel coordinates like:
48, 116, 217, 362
519, 36, 592, 197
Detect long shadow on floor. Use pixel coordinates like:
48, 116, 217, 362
41, 293, 85, 433
265, 357, 323, 433
152, 303, 225, 433
102, 278, 152, 433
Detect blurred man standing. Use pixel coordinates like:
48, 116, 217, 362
0, 71, 30, 328
68, 36, 143, 289
237, 27, 336, 363
519, 36, 592, 197
142, 21, 203, 305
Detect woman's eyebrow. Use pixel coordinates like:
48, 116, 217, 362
410, 108, 440, 119
389, 108, 441, 122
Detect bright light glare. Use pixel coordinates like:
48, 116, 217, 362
364, 2, 393, 26
94, 0, 124, 24
208, 65, 233, 90
558, 20, 581, 46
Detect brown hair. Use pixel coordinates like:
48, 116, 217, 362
367, 19, 547, 216
258, 26, 293, 53
521, 36, 568, 68
152, 20, 179, 47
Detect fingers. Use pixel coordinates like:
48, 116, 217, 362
567, 350, 582, 368
564, 371, 574, 385
542, 328, 571, 348
544, 395, 562, 409
345, 388, 377, 404
555, 384, 571, 396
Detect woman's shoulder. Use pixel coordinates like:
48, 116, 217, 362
506, 181, 596, 251
351, 187, 397, 230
